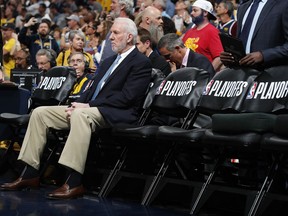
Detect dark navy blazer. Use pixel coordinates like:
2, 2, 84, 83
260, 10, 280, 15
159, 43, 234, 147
77, 47, 152, 126
237, 0, 288, 67
187, 49, 215, 79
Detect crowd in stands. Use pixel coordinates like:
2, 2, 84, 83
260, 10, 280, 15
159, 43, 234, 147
0, 0, 244, 82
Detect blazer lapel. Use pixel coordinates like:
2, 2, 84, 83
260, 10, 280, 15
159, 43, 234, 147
102, 48, 137, 87
237, 0, 252, 37
252, 0, 277, 39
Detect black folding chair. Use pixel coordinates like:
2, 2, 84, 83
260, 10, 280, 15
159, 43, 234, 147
158, 65, 288, 215
143, 67, 263, 212
243, 65, 288, 216
96, 67, 210, 203
0, 66, 77, 175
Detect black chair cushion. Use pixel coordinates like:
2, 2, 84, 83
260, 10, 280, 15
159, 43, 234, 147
112, 125, 160, 140
0, 113, 31, 126
212, 113, 277, 134
203, 129, 262, 149
156, 126, 206, 143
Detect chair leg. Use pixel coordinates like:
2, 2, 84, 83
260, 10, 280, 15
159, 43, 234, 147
248, 154, 280, 216
190, 151, 225, 215
141, 143, 176, 206
98, 146, 128, 197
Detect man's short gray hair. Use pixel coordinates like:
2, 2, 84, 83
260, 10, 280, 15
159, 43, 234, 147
157, 33, 185, 51
119, 0, 134, 17
68, 30, 86, 44
36, 49, 57, 62
114, 17, 138, 44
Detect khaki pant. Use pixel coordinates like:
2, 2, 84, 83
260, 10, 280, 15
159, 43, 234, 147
18, 105, 108, 174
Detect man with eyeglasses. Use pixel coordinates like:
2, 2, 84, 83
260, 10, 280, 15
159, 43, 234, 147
14, 49, 33, 70
35, 49, 57, 72
0, 18, 152, 200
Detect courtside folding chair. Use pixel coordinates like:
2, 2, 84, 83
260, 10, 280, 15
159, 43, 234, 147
188, 65, 288, 216
0, 66, 77, 176
97, 67, 210, 203
151, 68, 270, 214
241, 65, 288, 216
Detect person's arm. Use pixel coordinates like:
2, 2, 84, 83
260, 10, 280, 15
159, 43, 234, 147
18, 17, 37, 45
60, 27, 70, 50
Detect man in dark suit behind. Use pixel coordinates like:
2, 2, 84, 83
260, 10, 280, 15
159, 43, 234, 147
157, 33, 215, 79
0, 18, 152, 199
137, 28, 171, 76
221, 0, 288, 69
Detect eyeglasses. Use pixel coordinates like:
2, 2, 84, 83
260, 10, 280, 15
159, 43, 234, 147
69, 59, 84, 64
36, 61, 49, 66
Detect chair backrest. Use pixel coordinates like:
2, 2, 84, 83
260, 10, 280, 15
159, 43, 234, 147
31, 66, 77, 107
151, 67, 210, 118
241, 65, 288, 113
142, 68, 166, 110
198, 67, 261, 115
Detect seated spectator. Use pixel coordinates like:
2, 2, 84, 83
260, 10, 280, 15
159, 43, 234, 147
60, 14, 81, 50
67, 52, 94, 103
35, 49, 57, 73
56, 30, 96, 72
215, 0, 237, 37
137, 28, 171, 76
139, 6, 164, 47
14, 48, 33, 69
2, 23, 19, 80
0, 18, 152, 200
158, 33, 215, 78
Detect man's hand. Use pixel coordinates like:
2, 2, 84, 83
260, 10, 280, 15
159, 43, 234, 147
65, 102, 90, 121
239, 51, 264, 66
24, 17, 38, 28
220, 51, 237, 67
169, 62, 177, 72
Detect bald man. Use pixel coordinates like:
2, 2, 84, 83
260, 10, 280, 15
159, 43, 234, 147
139, 6, 164, 45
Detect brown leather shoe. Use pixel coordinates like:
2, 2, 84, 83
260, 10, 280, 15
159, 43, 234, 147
1, 177, 40, 191
46, 184, 85, 199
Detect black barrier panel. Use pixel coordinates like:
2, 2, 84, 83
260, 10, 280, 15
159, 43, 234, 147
31, 66, 77, 105
241, 65, 288, 113
198, 67, 262, 114
152, 67, 210, 117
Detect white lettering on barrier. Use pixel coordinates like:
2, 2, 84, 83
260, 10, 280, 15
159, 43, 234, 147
205, 80, 248, 97
250, 81, 288, 99
159, 80, 197, 96
38, 77, 67, 90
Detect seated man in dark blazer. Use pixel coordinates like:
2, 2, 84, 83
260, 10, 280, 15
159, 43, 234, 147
157, 33, 215, 79
137, 28, 171, 76
0, 17, 152, 199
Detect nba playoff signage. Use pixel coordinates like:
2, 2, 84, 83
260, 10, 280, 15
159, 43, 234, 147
242, 65, 288, 113
199, 67, 261, 113
154, 67, 210, 116
32, 66, 77, 105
